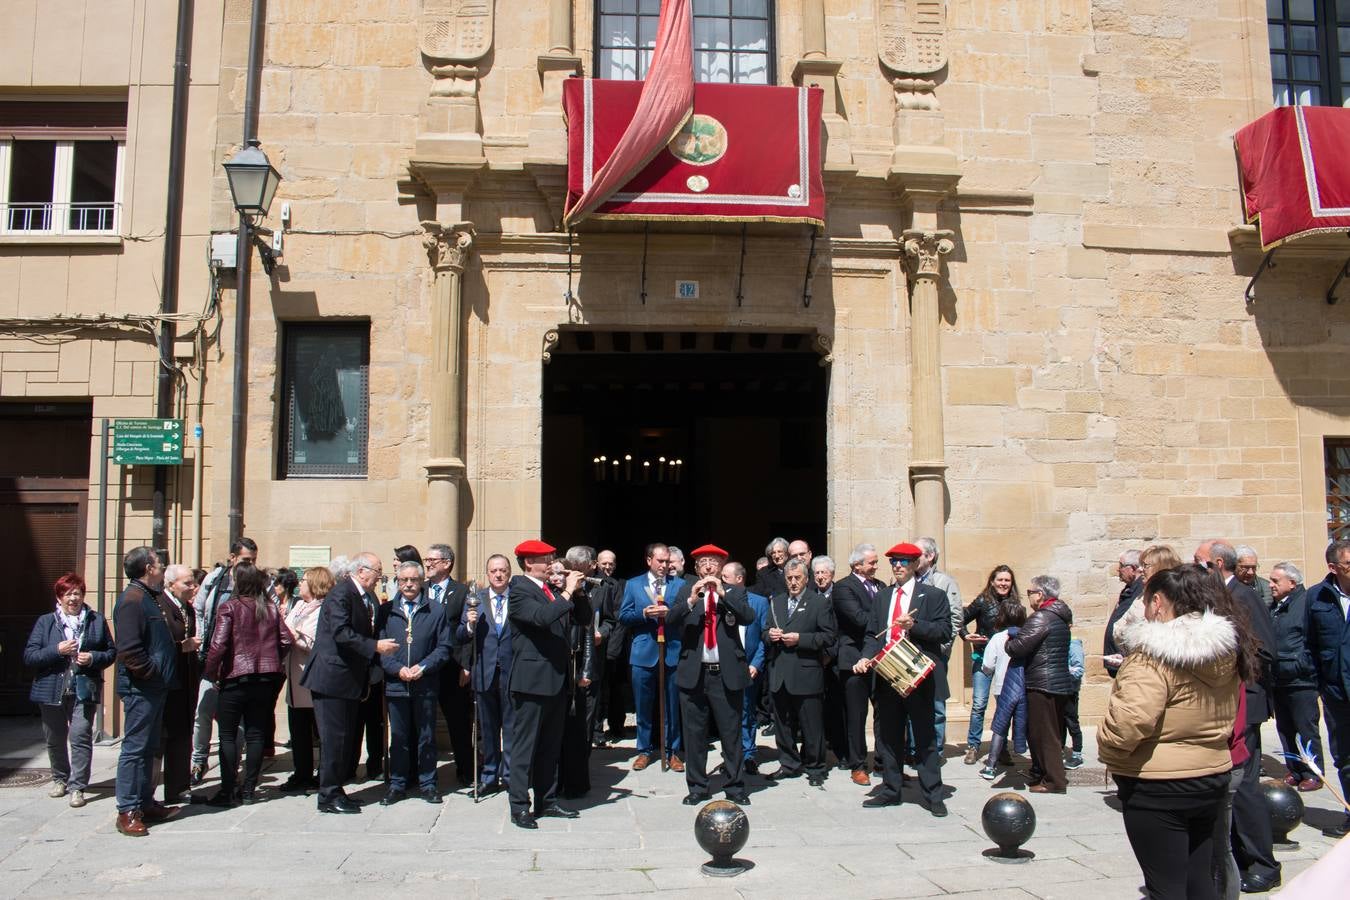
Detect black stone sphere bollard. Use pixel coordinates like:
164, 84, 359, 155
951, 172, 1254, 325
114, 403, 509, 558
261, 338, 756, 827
695, 799, 750, 877
1261, 779, 1305, 849
981, 792, 1036, 863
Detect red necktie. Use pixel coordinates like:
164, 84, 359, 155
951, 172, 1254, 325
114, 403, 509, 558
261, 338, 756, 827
543, 585, 555, 602
704, 592, 717, 650
889, 588, 905, 642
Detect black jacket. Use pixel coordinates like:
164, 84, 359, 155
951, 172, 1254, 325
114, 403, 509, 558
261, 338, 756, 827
1006, 599, 1074, 695
24, 608, 116, 706
831, 574, 880, 672
862, 581, 952, 700
301, 576, 380, 700
428, 577, 472, 676
1270, 584, 1316, 688
592, 576, 626, 662
506, 575, 574, 696
765, 587, 836, 695
1229, 576, 1276, 723
1103, 577, 1142, 676
756, 565, 786, 599
666, 582, 755, 691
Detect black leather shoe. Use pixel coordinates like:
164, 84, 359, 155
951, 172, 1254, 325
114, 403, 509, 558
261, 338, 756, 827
682, 792, 711, 806
765, 768, 801, 782
1239, 874, 1280, 894
421, 789, 442, 804
928, 800, 948, 818
278, 776, 316, 793
1323, 817, 1350, 838
537, 804, 579, 819
511, 810, 538, 829
725, 792, 750, 805
204, 791, 235, 808
380, 791, 406, 806
862, 796, 900, 808
318, 796, 362, 814
808, 775, 827, 787
475, 780, 502, 796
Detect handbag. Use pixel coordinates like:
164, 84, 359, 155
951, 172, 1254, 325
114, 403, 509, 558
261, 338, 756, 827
74, 673, 96, 703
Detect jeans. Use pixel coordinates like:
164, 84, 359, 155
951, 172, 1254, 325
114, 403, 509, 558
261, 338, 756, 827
934, 696, 947, 749
966, 666, 992, 749
1212, 768, 1243, 900
190, 678, 217, 767
116, 690, 167, 813
215, 677, 282, 796
741, 678, 760, 759
40, 697, 95, 791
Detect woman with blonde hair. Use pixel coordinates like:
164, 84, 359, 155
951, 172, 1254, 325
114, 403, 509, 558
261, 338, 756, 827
279, 567, 333, 792
1111, 544, 1184, 651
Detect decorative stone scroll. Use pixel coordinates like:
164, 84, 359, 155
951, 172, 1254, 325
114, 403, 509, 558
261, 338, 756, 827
421, 220, 476, 273
876, 0, 947, 76
902, 229, 954, 280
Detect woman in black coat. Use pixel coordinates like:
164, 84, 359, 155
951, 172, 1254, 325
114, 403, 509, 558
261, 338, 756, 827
1005, 574, 1074, 794
23, 573, 116, 808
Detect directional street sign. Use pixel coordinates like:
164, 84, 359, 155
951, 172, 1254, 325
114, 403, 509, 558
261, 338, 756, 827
112, 418, 184, 465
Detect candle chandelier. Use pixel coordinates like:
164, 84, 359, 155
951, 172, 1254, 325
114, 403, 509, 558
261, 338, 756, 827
592, 454, 684, 484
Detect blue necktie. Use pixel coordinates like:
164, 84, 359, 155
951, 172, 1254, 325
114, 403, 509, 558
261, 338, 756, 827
494, 595, 504, 634
430, 583, 443, 605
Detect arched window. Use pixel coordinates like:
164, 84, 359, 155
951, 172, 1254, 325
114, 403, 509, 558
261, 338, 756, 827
595, 0, 775, 85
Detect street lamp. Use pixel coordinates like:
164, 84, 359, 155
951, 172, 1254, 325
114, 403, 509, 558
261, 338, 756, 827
223, 139, 281, 217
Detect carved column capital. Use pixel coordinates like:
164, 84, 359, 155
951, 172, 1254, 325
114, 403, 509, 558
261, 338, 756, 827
902, 229, 954, 280
422, 221, 476, 273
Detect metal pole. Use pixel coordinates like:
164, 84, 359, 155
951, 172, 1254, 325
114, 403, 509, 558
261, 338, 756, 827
152, 0, 195, 554
227, 0, 268, 546
95, 418, 110, 741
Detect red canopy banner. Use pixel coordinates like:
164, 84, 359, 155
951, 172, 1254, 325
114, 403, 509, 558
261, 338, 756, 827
1236, 105, 1350, 250
564, 78, 825, 226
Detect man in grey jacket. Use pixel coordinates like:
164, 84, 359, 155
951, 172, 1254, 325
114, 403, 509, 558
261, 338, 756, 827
916, 537, 962, 750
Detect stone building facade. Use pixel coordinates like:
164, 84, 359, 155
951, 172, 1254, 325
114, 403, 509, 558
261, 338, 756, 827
4, 0, 1349, 721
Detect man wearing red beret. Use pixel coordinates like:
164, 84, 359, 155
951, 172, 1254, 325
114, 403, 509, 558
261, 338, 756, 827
665, 545, 756, 805
854, 542, 953, 816
506, 540, 584, 829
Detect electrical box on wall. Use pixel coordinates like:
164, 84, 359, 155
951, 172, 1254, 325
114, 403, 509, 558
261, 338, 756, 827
210, 233, 237, 269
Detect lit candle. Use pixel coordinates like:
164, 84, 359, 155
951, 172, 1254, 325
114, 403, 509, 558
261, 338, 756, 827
599, 455, 607, 483
674, 458, 683, 484
592, 456, 601, 479
624, 454, 632, 480
658, 456, 666, 483
642, 460, 650, 484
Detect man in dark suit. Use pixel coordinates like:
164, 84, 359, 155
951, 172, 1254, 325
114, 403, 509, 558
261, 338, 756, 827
1197, 539, 1281, 892
157, 564, 202, 804
457, 553, 514, 794
593, 550, 629, 746
1103, 549, 1142, 677
507, 540, 584, 829
300, 552, 399, 813
833, 543, 883, 786
619, 543, 685, 771
855, 542, 952, 817
424, 542, 474, 789
764, 557, 837, 786
1305, 538, 1350, 839
721, 561, 768, 775
755, 537, 789, 599
666, 544, 755, 805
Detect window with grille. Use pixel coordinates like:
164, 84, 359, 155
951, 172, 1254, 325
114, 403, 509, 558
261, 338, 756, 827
279, 323, 370, 479
1327, 438, 1350, 540
0, 100, 126, 235
1268, 0, 1350, 106
595, 0, 775, 85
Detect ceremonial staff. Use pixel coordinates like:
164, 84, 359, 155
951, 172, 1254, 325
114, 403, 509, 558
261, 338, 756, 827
656, 579, 668, 772
466, 592, 481, 803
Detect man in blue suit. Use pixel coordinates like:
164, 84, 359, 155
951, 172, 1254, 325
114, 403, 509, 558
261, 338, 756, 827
619, 542, 684, 771
1306, 537, 1350, 838
722, 560, 768, 775
457, 553, 515, 795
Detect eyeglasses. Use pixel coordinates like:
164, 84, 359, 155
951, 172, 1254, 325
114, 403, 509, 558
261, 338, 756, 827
358, 564, 383, 576
1026, 589, 1044, 597
396, 576, 422, 583
890, 557, 917, 566
424, 557, 448, 564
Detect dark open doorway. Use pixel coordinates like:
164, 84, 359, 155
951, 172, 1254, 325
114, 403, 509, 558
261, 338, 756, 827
541, 330, 827, 580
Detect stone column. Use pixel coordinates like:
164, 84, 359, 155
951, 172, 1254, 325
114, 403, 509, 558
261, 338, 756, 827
528, 0, 583, 166
547, 0, 572, 54
422, 220, 476, 553
802, 0, 827, 59
791, 0, 852, 167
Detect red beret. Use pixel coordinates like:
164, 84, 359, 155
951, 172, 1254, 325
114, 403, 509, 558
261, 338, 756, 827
690, 544, 729, 560
514, 539, 556, 558
885, 542, 922, 559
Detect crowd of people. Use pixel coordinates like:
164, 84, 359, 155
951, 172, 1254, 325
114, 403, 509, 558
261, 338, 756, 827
22, 531, 1350, 895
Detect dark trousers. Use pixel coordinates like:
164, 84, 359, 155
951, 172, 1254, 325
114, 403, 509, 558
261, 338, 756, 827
1324, 694, 1350, 807
875, 679, 941, 804
560, 686, 591, 797
679, 666, 745, 795
216, 677, 281, 796
823, 667, 847, 764
1118, 778, 1223, 900
771, 688, 826, 777
509, 690, 565, 815
631, 662, 682, 758
1231, 722, 1279, 882
1059, 690, 1083, 753
288, 705, 316, 782
839, 668, 871, 771
387, 691, 439, 793
312, 692, 359, 803
1273, 686, 1324, 779
437, 668, 475, 785
1026, 690, 1068, 791
160, 685, 194, 800
598, 656, 629, 739
116, 689, 166, 813
477, 669, 513, 785
350, 681, 384, 778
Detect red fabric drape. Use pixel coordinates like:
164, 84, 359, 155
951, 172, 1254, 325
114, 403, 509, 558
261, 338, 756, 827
562, 0, 693, 227
1235, 106, 1350, 249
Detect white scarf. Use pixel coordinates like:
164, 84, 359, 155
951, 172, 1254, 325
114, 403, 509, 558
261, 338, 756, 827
56, 604, 87, 647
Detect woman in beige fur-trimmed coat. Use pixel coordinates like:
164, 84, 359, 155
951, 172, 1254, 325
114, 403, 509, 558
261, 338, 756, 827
1098, 563, 1259, 900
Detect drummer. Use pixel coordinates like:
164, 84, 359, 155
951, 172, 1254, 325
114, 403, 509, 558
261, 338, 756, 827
853, 542, 953, 816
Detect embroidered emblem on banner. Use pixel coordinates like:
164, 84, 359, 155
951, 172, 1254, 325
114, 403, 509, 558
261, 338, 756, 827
669, 115, 729, 166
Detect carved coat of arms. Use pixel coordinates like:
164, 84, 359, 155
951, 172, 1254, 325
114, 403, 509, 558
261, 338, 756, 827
419, 0, 494, 63
875, 0, 947, 75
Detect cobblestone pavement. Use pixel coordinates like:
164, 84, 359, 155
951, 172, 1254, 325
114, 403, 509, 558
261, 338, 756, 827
0, 718, 1340, 898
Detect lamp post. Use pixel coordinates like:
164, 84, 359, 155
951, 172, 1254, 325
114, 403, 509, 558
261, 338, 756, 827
222, 133, 279, 546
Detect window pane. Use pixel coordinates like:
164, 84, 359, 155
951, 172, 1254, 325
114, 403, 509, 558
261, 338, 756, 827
1267, 0, 1284, 16
694, 0, 731, 14
1269, 24, 1285, 50
1341, 26, 1350, 49
1290, 24, 1318, 50
1293, 53, 1320, 79
733, 0, 769, 15
694, 17, 731, 50
601, 48, 639, 80
732, 17, 768, 52
1340, 0, 1350, 21
602, 0, 638, 13
1342, 55, 1350, 83
735, 52, 769, 84
639, 13, 658, 49
601, 14, 636, 48
282, 324, 369, 477
69, 141, 117, 231
1272, 53, 1289, 79
695, 49, 732, 82
1290, 0, 1315, 19
639, 0, 659, 12
8, 141, 56, 204
1297, 83, 1322, 103
1274, 83, 1292, 105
